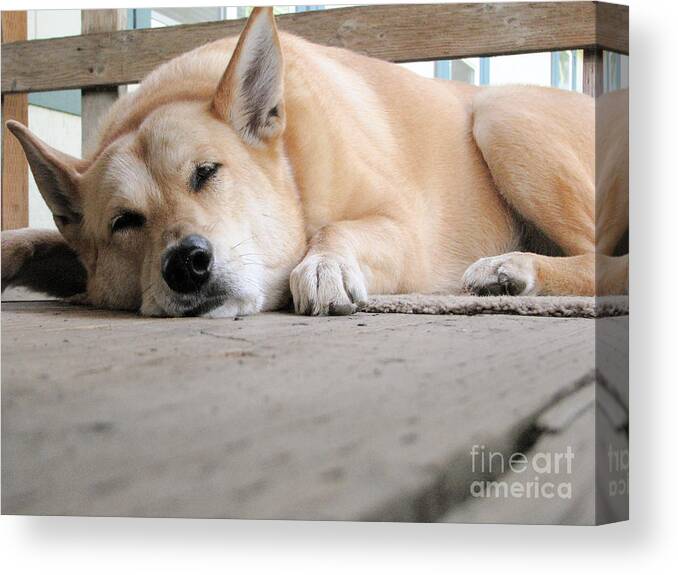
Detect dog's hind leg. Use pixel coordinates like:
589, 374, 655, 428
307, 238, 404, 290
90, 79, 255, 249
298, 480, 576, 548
465, 86, 628, 296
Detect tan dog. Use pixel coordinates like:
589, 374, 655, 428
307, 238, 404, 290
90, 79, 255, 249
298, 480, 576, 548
1, 8, 628, 317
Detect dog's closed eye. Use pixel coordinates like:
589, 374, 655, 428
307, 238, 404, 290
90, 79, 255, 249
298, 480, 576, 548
111, 211, 146, 234
191, 162, 221, 192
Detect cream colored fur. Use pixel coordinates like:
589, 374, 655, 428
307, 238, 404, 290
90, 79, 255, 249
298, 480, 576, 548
1, 8, 628, 317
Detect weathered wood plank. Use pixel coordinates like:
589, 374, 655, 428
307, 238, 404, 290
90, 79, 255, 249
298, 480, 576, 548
1, 11, 28, 230
537, 383, 594, 432
2, 301, 602, 520
81, 10, 127, 156
2, 3, 629, 95
442, 406, 596, 525
583, 46, 604, 98
594, 383, 628, 523
596, 1, 629, 58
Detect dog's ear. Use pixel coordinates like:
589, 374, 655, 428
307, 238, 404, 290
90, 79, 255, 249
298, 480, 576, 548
212, 7, 285, 144
6, 121, 86, 239
1, 228, 87, 298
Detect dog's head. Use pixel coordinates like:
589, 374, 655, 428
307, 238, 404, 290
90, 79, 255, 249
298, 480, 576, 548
7, 8, 306, 317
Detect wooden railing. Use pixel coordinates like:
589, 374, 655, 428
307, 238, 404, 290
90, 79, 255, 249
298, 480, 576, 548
0, 2, 629, 229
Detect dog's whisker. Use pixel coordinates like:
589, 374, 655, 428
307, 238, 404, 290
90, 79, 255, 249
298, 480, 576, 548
235, 253, 266, 259
260, 213, 288, 225
228, 235, 258, 253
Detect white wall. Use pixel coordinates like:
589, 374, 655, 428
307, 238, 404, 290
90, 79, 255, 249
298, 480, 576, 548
399, 62, 435, 78
28, 9, 80, 39
488, 52, 553, 87
27, 107, 81, 230
26, 9, 82, 230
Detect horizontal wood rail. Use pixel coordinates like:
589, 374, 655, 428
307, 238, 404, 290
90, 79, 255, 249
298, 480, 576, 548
2, 2, 628, 95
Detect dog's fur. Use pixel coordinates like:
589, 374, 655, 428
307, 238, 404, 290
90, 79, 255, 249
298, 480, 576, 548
1, 8, 628, 317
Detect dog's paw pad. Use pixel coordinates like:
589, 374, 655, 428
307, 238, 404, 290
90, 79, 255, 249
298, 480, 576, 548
463, 253, 535, 296
497, 271, 527, 295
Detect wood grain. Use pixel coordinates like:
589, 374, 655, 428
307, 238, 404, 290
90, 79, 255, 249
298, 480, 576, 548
597, 1, 629, 56
2, 2, 629, 95
1, 11, 28, 230
583, 47, 604, 98
81, 10, 127, 156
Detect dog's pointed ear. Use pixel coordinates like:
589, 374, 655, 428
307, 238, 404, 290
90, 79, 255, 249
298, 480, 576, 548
6, 120, 86, 235
212, 7, 285, 144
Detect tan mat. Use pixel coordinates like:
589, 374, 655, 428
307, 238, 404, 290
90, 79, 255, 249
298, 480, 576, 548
361, 294, 628, 318
3, 288, 628, 318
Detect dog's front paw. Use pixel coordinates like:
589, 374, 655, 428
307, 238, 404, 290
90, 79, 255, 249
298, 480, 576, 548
462, 252, 537, 296
290, 253, 368, 315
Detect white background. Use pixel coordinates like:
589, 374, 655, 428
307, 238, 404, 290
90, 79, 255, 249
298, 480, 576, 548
1, 0, 676, 572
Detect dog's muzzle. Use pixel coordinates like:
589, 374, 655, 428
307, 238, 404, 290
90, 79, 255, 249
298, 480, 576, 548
161, 234, 214, 294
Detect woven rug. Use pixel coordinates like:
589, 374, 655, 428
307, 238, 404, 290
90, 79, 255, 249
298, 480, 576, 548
360, 295, 628, 318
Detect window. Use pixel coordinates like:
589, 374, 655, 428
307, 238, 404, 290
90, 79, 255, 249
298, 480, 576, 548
604, 51, 628, 93
550, 50, 582, 91
435, 51, 590, 90
434, 59, 484, 84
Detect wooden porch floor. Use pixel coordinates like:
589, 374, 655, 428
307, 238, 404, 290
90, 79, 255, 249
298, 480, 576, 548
1, 300, 627, 523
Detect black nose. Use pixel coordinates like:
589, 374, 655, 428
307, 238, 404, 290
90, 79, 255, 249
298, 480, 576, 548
162, 234, 213, 294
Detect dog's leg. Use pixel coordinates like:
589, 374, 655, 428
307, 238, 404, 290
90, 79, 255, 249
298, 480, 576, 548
1, 228, 87, 298
462, 252, 627, 296
290, 216, 410, 315
466, 87, 628, 296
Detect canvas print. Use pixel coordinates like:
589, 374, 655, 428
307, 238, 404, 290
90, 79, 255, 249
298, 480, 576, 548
1, 3, 628, 524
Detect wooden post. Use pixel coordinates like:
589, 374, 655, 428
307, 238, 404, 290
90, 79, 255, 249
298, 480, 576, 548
1, 11, 29, 230
583, 47, 603, 98
81, 10, 127, 157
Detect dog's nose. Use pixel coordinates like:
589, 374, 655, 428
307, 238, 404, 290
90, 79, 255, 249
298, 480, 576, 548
161, 234, 213, 294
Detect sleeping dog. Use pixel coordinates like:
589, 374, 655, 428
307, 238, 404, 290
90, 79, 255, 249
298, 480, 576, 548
1, 7, 628, 317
